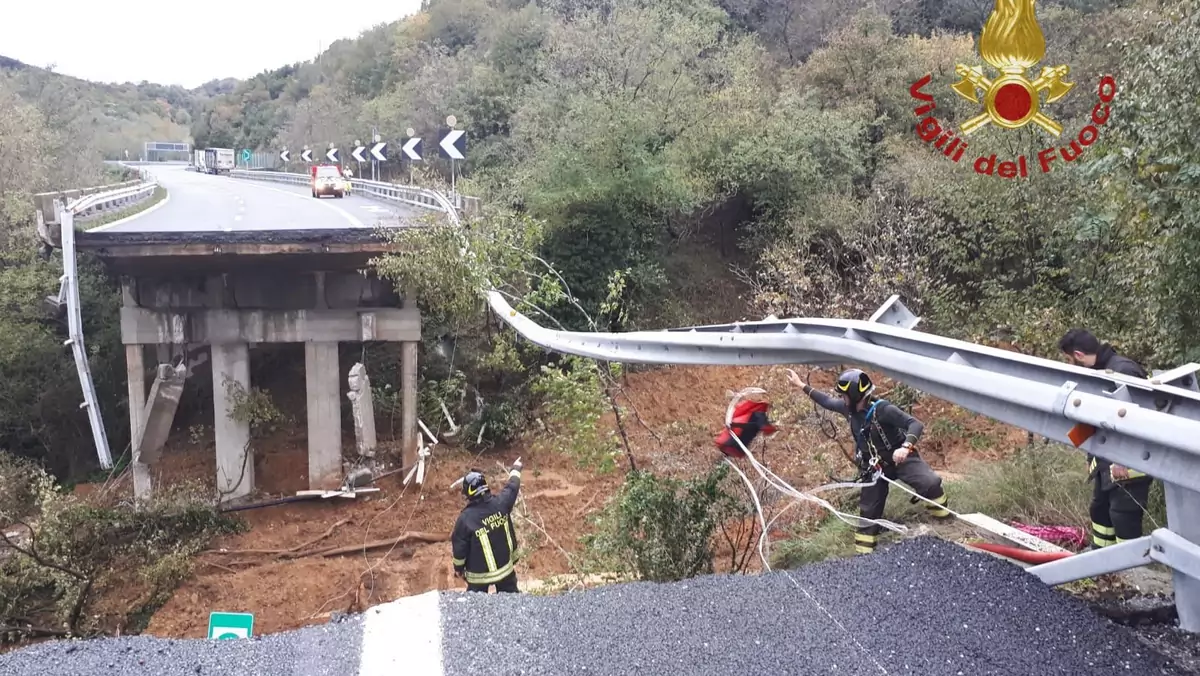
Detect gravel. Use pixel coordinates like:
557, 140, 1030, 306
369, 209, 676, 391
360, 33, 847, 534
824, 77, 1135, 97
0, 614, 364, 676
2, 536, 1192, 675
439, 536, 1189, 676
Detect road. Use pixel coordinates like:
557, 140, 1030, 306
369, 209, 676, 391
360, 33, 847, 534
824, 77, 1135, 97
91, 164, 422, 233
0, 538, 1191, 676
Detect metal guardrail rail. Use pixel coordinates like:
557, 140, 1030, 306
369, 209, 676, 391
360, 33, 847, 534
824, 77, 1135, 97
36, 169, 159, 246
52, 199, 114, 469
487, 291, 1200, 631
227, 169, 480, 216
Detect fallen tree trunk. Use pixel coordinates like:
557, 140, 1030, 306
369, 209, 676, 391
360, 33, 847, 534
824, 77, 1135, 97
285, 532, 449, 559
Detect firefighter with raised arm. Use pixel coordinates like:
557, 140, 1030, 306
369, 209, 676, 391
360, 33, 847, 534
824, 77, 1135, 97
451, 459, 523, 593
1058, 328, 1155, 549
789, 368, 951, 554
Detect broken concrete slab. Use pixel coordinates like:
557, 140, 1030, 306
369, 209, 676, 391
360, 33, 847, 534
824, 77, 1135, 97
134, 362, 188, 465
347, 363, 377, 458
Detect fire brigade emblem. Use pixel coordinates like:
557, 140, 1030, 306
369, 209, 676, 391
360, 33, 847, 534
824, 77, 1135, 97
951, 0, 1075, 136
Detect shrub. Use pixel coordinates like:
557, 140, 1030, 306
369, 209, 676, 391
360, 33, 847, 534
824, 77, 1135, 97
582, 463, 746, 582
0, 455, 243, 643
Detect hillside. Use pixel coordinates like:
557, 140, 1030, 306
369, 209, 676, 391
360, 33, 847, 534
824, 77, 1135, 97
0, 54, 193, 161
3, 0, 1200, 658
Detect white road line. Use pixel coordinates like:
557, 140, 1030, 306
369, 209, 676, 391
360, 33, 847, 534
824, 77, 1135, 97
358, 590, 444, 676
234, 180, 366, 228
87, 193, 171, 232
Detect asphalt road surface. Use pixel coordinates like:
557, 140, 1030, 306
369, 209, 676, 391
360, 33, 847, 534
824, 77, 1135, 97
90, 164, 422, 233
0, 538, 1191, 676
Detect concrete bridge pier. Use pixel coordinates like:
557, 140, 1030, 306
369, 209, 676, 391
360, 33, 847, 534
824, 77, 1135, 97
306, 341, 342, 490
212, 342, 253, 500
86, 230, 422, 506
124, 343, 152, 499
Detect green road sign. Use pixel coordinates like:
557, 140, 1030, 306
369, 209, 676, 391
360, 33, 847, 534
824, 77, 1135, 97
208, 611, 254, 640
241, 148, 252, 162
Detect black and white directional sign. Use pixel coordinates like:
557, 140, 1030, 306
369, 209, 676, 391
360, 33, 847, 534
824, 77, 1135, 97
300, 149, 313, 162
326, 147, 340, 163
351, 145, 367, 163
279, 149, 290, 162
402, 137, 422, 161
370, 142, 388, 162
439, 129, 466, 160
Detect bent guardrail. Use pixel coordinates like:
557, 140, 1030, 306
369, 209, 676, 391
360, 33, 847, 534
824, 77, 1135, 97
227, 169, 480, 216
487, 291, 1200, 632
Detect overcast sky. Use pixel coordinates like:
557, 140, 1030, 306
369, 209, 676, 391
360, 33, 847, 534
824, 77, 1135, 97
0, 0, 422, 88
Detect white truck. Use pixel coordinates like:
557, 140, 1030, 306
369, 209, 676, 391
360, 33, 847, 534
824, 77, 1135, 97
203, 148, 235, 175
192, 149, 206, 172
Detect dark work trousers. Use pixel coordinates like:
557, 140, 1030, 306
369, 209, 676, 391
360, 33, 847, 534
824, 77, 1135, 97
467, 571, 520, 594
1090, 476, 1152, 547
856, 454, 950, 555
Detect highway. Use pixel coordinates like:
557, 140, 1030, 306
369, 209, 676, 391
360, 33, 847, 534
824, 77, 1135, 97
91, 164, 421, 233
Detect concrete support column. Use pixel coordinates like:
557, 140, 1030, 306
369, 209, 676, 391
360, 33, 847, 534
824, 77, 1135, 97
1166, 482, 1200, 631
212, 343, 253, 502
125, 344, 152, 500
401, 341, 419, 471
305, 341, 343, 490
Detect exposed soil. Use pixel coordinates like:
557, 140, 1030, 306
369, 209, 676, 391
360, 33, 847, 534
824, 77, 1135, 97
73, 363, 1077, 639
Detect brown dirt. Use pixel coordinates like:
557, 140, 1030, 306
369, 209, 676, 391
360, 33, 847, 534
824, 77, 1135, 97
78, 363, 1032, 639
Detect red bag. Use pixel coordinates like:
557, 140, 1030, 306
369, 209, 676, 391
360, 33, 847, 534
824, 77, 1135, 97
714, 400, 776, 458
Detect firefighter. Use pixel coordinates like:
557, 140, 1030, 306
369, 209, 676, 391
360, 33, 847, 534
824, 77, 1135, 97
1058, 328, 1155, 548
789, 368, 951, 554
451, 459, 523, 593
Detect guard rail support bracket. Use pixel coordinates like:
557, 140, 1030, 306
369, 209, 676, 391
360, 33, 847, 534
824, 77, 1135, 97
1027, 535, 1153, 586
869, 294, 922, 330
1153, 529, 1200, 584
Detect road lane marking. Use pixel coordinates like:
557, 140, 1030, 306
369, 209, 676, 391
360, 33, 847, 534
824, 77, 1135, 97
358, 590, 444, 676
87, 192, 172, 232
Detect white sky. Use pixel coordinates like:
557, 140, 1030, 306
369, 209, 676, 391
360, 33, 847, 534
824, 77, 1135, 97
0, 0, 422, 88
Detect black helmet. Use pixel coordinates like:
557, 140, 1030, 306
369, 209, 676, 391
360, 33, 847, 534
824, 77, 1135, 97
462, 469, 489, 499
836, 368, 875, 405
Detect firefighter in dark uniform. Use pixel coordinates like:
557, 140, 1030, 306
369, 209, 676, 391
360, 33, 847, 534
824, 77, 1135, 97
790, 368, 951, 554
451, 460, 522, 593
1059, 328, 1155, 548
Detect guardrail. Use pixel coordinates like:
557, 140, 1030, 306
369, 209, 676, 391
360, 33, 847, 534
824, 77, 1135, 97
227, 169, 481, 217
487, 291, 1200, 632
35, 169, 158, 246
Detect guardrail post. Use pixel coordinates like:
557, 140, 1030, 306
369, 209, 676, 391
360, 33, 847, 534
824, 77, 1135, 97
1166, 484, 1200, 631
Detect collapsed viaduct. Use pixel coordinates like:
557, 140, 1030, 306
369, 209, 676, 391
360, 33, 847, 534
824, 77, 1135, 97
47, 163, 444, 502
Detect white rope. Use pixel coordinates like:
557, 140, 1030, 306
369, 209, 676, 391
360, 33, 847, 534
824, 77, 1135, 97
721, 388, 889, 675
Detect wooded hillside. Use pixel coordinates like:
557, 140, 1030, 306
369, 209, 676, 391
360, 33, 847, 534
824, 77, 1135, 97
0, 55, 194, 162
189, 0, 1197, 365
2, 0, 1199, 479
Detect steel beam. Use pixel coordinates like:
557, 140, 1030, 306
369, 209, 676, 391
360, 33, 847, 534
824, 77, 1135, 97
488, 291, 1200, 492
489, 290, 1200, 631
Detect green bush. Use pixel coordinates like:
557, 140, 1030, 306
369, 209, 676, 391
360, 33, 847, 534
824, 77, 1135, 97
582, 463, 747, 582
0, 455, 244, 642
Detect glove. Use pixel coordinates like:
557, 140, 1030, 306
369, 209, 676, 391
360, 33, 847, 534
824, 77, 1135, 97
892, 443, 912, 464
510, 457, 523, 476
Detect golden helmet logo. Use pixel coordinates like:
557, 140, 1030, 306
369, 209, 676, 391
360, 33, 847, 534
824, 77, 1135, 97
909, 0, 1117, 178
951, 0, 1074, 136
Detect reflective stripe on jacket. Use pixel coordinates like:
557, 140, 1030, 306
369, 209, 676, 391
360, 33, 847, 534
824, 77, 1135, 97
451, 473, 521, 584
